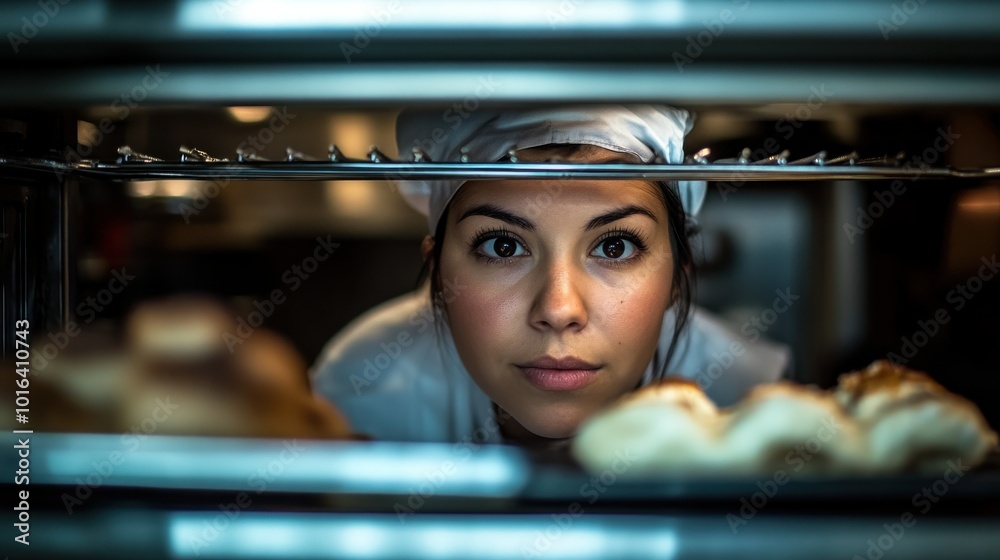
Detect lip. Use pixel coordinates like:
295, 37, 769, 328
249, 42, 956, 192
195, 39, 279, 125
517, 356, 601, 391
519, 356, 600, 370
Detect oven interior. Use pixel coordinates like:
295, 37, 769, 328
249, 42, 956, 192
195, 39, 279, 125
2, 1, 1000, 558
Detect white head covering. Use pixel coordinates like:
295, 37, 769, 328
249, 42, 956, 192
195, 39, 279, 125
394, 105, 707, 233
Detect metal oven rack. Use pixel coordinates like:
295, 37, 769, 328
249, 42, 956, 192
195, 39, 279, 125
9, 432, 1000, 560
4, 146, 999, 182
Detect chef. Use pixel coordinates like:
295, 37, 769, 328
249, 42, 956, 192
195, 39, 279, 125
311, 105, 790, 445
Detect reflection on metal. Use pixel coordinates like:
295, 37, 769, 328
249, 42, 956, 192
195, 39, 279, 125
6, 65, 1000, 106
117, 146, 163, 163
788, 151, 827, 166
327, 144, 348, 163
178, 0, 685, 31
33, 432, 531, 496
285, 147, 320, 162
2, 151, 999, 182
164, 512, 1000, 560
26, 508, 1000, 559
236, 149, 270, 162
168, 513, 679, 559
4, 1, 1000, 105
178, 146, 229, 163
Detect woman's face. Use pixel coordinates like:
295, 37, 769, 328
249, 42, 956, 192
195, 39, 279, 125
438, 169, 675, 439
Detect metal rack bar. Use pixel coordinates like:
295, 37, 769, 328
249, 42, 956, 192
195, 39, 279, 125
28, 433, 530, 496
2, 157, 998, 182
26, 509, 1000, 560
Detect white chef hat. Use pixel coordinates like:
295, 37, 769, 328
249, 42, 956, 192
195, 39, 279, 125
394, 105, 707, 233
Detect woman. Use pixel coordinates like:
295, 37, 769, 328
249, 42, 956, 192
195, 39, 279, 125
311, 105, 789, 445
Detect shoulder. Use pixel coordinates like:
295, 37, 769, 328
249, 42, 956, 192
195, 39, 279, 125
309, 289, 460, 441
669, 306, 791, 406
315, 289, 434, 363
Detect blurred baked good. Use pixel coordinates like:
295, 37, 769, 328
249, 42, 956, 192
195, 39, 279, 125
836, 360, 998, 473
617, 377, 720, 420
17, 294, 354, 440
573, 360, 997, 477
124, 295, 352, 439
573, 378, 727, 476
725, 382, 866, 474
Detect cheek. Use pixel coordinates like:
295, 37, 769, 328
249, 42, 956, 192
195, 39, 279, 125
440, 251, 524, 360
450, 290, 510, 337
594, 262, 674, 346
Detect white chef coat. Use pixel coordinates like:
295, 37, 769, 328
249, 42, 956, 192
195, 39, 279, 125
310, 287, 790, 443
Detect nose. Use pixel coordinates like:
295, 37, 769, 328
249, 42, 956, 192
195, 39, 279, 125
529, 258, 589, 333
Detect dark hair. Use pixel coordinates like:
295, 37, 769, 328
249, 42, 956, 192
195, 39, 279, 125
416, 148, 697, 379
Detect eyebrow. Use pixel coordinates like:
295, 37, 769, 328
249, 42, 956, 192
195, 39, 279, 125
585, 205, 659, 231
457, 204, 536, 231
456, 203, 658, 232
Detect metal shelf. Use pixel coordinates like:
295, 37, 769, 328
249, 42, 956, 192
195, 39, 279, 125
17, 510, 1000, 560
11, 433, 1000, 559
3, 155, 999, 182
3, 0, 1000, 105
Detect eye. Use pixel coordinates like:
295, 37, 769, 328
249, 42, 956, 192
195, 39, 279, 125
591, 236, 638, 260
478, 236, 528, 259
468, 227, 530, 262
589, 227, 648, 266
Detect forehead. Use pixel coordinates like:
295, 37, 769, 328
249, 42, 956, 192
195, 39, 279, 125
451, 179, 667, 217
448, 144, 670, 219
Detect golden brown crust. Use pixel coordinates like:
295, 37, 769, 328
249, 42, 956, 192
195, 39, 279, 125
25, 295, 356, 440
578, 361, 997, 476
620, 377, 709, 401
741, 380, 831, 401
837, 360, 943, 396
614, 376, 719, 420
835, 360, 947, 415
630, 376, 703, 394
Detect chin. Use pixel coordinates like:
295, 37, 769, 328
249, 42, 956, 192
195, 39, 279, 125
518, 407, 590, 439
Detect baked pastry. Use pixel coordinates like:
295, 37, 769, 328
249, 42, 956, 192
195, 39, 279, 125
835, 360, 945, 422
573, 378, 727, 476
724, 382, 867, 474
124, 296, 353, 440
836, 360, 998, 473
616, 377, 720, 420
573, 361, 997, 477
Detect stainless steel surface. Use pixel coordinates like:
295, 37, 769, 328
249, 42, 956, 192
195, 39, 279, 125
6, 64, 1000, 106
178, 145, 229, 163
29, 432, 531, 497
6, 0, 996, 39
16, 510, 1000, 560
117, 146, 163, 163
13, 436, 1000, 559
23, 433, 1000, 501
3, 157, 1000, 182
3, 1, 1000, 105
